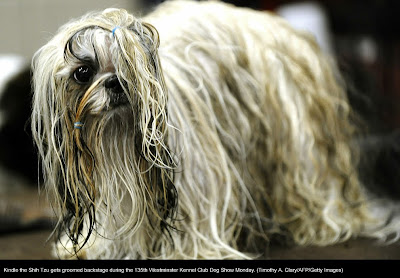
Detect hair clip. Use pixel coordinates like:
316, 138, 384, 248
74, 122, 84, 129
112, 26, 121, 37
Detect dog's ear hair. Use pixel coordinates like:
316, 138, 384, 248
131, 22, 160, 52
141, 22, 164, 83
125, 21, 163, 82
131, 22, 179, 231
111, 21, 169, 164
31, 43, 65, 181
32, 39, 97, 254
111, 21, 178, 231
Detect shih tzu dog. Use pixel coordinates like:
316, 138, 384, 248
31, 0, 400, 259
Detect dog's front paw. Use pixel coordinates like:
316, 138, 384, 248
52, 240, 87, 260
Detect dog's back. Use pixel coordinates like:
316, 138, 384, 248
146, 0, 374, 248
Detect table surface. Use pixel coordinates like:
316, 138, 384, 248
0, 228, 399, 260
0, 187, 399, 260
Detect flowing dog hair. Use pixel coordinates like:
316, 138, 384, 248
31, 0, 399, 259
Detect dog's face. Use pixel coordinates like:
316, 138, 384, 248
32, 8, 170, 148
31, 9, 177, 253
61, 28, 129, 115
36, 15, 165, 124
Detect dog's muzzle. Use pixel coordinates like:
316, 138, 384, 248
105, 75, 128, 106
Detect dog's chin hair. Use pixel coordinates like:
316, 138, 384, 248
32, 1, 400, 259
94, 104, 133, 122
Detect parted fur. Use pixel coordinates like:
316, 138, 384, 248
31, 0, 399, 259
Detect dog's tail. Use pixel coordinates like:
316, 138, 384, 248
358, 130, 400, 243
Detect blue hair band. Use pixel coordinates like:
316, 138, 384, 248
112, 26, 121, 37
74, 122, 83, 129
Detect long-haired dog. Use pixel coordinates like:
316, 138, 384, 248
31, 0, 400, 259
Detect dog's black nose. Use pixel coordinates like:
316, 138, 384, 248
105, 75, 123, 93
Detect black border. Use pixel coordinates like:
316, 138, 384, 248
1, 259, 396, 276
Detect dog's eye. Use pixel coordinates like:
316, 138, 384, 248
73, 66, 93, 84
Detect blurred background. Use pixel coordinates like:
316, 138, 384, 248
0, 0, 399, 259
0, 0, 142, 60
